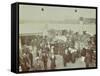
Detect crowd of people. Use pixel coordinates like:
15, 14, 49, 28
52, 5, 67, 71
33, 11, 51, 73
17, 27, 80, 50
19, 29, 96, 72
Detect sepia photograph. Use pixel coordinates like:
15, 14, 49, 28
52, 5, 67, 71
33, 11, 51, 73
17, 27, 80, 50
18, 3, 97, 72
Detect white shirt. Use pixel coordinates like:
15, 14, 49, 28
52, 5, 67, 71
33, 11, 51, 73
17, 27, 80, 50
65, 49, 68, 54
69, 47, 77, 53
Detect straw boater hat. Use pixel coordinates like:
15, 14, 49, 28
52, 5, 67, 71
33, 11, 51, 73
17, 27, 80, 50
35, 57, 40, 60
28, 46, 32, 51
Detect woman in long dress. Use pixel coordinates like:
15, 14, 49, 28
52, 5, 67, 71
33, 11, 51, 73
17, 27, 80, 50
50, 54, 56, 69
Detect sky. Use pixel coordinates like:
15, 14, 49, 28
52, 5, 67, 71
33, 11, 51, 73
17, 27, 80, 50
19, 4, 96, 35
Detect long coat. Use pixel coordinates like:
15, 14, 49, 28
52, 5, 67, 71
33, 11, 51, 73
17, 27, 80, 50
50, 56, 56, 69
